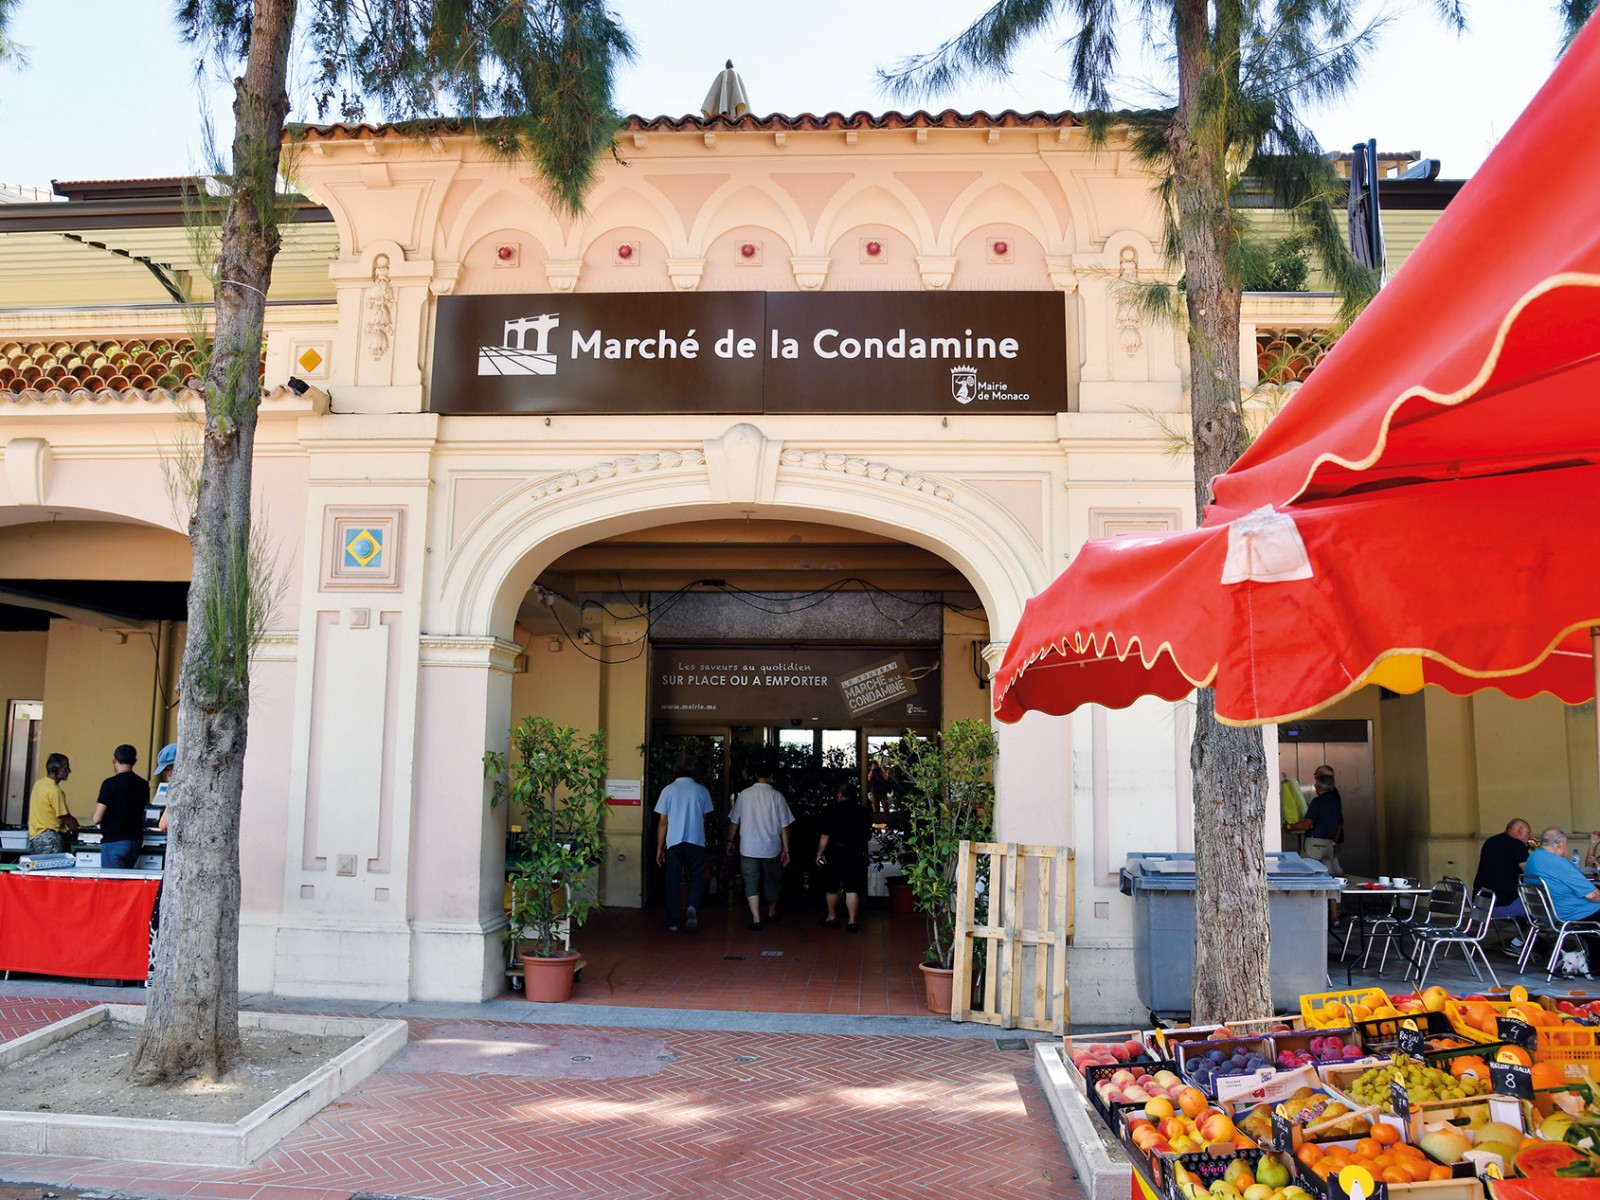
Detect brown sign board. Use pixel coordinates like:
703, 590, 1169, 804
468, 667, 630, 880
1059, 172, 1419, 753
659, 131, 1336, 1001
651, 645, 941, 727
430, 291, 1067, 415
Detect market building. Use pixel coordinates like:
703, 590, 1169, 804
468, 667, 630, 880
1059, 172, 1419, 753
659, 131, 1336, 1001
1, 97, 1588, 1022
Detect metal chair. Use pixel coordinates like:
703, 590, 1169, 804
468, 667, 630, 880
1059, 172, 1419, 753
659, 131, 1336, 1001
1395, 878, 1468, 962
1357, 889, 1423, 973
1517, 879, 1600, 980
1407, 887, 1500, 990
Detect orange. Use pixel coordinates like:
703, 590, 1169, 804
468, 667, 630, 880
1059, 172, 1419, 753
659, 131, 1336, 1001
1296, 1144, 1324, 1168
1381, 1167, 1410, 1185
1354, 1139, 1381, 1158
1496, 1045, 1534, 1067
1532, 1061, 1567, 1089
1312, 1160, 1338, 1181
1392, 1144, 1425, 1160
1428, 1166, 1453, 1181
1370, 1124, 1401, 1146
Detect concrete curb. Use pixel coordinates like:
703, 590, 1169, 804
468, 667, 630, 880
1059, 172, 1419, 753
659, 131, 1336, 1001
1033, 1043, 1136, 1200
0, 1004, 406, 1166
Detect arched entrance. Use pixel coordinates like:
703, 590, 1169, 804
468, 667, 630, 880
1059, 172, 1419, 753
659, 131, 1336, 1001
0, 511, 189, 841
419, 423, 1054, 1002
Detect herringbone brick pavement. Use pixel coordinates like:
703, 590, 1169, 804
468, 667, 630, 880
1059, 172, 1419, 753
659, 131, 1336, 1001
0, 999, 1080, 1200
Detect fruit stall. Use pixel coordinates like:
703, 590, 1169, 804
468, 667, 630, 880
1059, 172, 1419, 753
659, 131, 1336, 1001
1055, 985, 1600, 1200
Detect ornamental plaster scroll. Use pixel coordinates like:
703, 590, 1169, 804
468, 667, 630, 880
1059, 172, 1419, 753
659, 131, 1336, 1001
778, 449, 955, 501
666, 257, 705, 291
789, 257, 830, 291
526, 448, 708, 503
1114, 245, 1143, 357
4, 437, 51, 505
364, 255, 397, 360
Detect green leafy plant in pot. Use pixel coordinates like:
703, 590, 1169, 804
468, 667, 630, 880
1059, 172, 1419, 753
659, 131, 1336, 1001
485, 716, 608, 999
888, 719, 996, 995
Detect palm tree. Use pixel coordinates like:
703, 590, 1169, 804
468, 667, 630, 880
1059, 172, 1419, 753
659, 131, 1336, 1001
114, 0, 630, 1085
882, 0, 1478, 1021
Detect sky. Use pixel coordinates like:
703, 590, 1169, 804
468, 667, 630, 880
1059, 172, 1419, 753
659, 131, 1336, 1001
0, 1, 1577, 193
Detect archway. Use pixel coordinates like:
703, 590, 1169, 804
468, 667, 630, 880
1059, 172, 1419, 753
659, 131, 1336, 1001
425, 425, 1050, 1006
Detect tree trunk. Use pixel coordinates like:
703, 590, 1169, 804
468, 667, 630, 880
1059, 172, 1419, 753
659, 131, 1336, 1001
1171, 0, 1273, 1024
134, 0, 297, 1084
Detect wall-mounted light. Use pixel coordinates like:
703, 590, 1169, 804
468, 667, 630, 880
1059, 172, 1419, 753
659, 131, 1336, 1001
865, 240, 882, 256
496, 245, 514, 261
286, 376, 310, 396
494, 243, 520, 268
739, 242, 757, 258
992, 239, 1009, 256
617, 243, 634, 260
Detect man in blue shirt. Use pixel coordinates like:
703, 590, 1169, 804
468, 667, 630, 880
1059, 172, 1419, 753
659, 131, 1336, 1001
654, 759, 714, 933
1523, 827, 1600, 924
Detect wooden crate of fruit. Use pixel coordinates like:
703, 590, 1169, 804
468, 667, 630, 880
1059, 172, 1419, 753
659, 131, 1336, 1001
1317, 1057, 1495, 1115
1290, 1136, 1485, 1200
1175, 1037, 1276, 1097
1062, 1031, 1162, 1087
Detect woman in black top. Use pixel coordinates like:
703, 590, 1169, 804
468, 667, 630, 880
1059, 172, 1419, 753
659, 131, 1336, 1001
816, 785, 871, 932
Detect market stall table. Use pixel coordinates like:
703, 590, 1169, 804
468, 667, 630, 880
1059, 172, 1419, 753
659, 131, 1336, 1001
1340, 883, 1430, 983
0, 867, 161, 982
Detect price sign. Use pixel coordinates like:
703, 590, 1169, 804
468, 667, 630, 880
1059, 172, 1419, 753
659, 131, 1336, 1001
1496, 1017, 1538, 1053
1389, 1078, 1412, 1121
1490, 1061, 1535, 1100
1394, 1024, 1427, 1057
1270, 1109, 1296, 1152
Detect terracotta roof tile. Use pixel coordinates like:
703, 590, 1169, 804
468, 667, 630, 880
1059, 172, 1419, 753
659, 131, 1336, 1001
292, 108, 1080, 143
0, 336, 206, 404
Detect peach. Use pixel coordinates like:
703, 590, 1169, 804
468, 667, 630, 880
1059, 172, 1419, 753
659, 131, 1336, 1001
1178, 1087, 1209, 1118
1146, 1097, 1175, 1120
1200, 1113, 1236, 1143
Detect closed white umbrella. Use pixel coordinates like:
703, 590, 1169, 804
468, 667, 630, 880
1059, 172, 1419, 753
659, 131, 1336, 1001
701, 60, 750, 120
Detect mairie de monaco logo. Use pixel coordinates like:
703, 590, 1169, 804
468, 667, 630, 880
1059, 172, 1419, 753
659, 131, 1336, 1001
950, 363, 977, 404
478, 313, 561, 375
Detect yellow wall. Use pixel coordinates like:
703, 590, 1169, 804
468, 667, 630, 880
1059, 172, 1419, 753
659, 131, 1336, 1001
0, 522, 190, 581
1333, 683, 1600, 881
0, 632, 48, 709
40, 619, 166, 821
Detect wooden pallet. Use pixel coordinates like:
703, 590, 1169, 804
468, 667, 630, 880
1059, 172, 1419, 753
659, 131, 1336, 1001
951, 841, 1073, 1033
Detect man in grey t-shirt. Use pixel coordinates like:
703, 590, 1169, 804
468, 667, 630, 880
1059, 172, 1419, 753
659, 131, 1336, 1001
726, 762, 794, 931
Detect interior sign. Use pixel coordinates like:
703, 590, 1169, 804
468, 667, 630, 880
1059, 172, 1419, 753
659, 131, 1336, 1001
838, 655, 917, 717
651, 646, 941, 726
431, 291, 1067, 415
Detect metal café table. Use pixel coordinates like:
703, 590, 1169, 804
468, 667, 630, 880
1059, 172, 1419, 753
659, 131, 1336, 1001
1340, 881, 1430, 984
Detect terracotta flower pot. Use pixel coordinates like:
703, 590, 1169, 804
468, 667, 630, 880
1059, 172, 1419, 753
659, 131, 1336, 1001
889, 881, 915, 914
519, 951, 581, 1002
920, 962, 955, 1015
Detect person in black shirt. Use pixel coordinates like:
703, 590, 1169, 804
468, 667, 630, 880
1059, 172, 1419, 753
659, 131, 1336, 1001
92, 743, 149, 869
816, 784, 872, 932
1289, 765, 1343, 875
1474, 817, 1533, 918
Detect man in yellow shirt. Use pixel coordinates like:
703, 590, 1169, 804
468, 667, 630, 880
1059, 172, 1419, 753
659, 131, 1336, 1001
27, 753, 77, 854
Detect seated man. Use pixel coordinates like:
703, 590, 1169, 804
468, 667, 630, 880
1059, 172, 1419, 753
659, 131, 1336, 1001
1473, 817, 1533, 920
1523, 827, 1600, 924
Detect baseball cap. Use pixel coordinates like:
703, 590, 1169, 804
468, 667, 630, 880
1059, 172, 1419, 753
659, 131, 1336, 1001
155, 743, 178, 774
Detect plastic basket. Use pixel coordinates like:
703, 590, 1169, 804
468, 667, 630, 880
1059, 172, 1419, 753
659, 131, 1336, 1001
1299, 987, 1390, 1029
1350, 1008, 1459, 1052
1082, 1059, 1182, 1127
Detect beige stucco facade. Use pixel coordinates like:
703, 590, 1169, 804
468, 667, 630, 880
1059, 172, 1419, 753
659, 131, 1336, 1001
2, 114, 1585, 1019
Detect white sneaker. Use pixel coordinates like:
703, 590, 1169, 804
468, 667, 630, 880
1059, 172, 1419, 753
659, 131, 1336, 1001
685, 907, 699, 932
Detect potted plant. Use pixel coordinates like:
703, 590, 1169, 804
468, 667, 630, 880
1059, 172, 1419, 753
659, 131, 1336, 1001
485, 715, 608, 1002
888, 719, 997, 1014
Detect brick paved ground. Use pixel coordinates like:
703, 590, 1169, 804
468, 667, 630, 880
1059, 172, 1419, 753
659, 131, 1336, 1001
0, 997, 1080, 1200
553, 905, 928, 1015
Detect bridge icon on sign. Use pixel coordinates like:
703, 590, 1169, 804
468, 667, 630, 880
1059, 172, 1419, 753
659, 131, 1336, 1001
479, 313, 561, 375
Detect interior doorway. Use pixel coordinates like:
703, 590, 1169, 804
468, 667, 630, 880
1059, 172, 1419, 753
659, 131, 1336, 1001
2, 699, 42, 827
1278, 719, 1377, 878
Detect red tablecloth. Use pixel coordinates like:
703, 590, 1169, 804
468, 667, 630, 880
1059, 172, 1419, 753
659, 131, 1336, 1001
0, 871, 159, 981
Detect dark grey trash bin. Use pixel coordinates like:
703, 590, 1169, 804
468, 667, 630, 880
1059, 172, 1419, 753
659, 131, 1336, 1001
1119, 852, 1338, 1019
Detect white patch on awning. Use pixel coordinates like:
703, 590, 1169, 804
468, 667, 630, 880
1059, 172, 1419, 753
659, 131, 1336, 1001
1221, 506, 1314, 584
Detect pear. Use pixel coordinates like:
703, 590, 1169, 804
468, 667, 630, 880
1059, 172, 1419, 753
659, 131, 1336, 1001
1255, 1157, 1291, 1190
